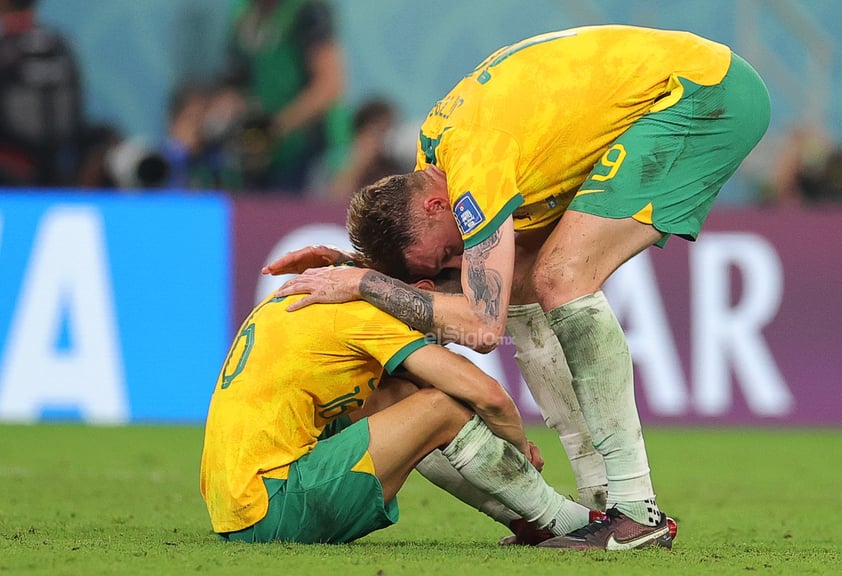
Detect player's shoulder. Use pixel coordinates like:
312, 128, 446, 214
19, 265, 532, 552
335, 299, 410, 327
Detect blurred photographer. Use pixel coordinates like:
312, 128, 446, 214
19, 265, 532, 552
224, 0, 352, 194
159, 77, 279, 192
75, 122, 169, 191
106, 138, 170, 190
193, 80, 263, 191
161, 80, 212, 190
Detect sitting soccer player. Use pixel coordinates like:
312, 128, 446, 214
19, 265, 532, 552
199, 269, 598, 545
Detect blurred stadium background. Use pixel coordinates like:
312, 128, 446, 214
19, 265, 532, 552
0, 0, 840, 430
37, 0, 842, 203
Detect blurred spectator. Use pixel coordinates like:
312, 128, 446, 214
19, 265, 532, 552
309, 96, 412, 202
223, 0, 352, 194
793, 144, 842, 204
161, 80, 210, 189
194, 80, 249, 191
764, 125, 842, 206
0, 0, 83, 187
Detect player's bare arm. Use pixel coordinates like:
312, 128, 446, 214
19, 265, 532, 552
359, 271, 435, 333
449, 218, 515, 351
401, 344, 529, 455
464, 228, 505, 330
354, 220, 515, 351
280, 267, 465, 339
277, 219, 515, 352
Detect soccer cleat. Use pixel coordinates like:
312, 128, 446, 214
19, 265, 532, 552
498, 518, 553, 546
536, 507, 674, 550
667, 516, 677, 540
498, 510, 605, 546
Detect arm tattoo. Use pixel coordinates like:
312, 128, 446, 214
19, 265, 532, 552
465, 229, 503, 322
359, 271, 435, 333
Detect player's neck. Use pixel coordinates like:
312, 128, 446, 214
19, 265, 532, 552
422, 164, 447, 192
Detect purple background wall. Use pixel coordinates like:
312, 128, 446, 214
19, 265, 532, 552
233, 199, 842, 427
631, 210, 841, 425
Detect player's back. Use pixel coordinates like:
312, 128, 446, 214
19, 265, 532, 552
419, 25, 732, 224
448, 25, 730, 139
200, 293, 428, 533
203, 294, 394, 470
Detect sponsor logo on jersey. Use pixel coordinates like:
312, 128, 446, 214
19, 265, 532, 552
454, 192, 485, 235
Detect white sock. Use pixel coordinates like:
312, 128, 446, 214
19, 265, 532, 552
442, 415, 590, 535
545, 291, 658, 525
507, 304, 607, 510
416, 449, 519, 527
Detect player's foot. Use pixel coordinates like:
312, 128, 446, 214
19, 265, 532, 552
537, 507, 674, 550
498, 510, 605, 546
497, 518, 552, 546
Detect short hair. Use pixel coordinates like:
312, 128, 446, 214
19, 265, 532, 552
346, 172, 424, 281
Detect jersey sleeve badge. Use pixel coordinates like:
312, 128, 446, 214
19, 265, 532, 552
454, 191, 486, 235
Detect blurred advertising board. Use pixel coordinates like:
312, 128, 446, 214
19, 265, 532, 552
233, 199, 842, 427
1, 193, 838, 426
0, 192, 230, 424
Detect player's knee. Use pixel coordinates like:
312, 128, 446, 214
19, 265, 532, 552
418, 388, 469, 414
531, 257, 595, 308
414, 388, 472, 428
380, 377, 420, 401
531, 259, 571, 303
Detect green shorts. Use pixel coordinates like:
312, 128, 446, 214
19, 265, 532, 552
569, 52, 771, 247
222, 416, 399, 544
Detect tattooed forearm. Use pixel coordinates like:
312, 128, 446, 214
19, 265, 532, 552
465, 230, 504, 322
360, 270, 435, 333
468, 266, 503, 319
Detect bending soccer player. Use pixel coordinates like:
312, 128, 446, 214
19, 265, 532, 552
268, 25, 770, 549
199, 270, 595, 545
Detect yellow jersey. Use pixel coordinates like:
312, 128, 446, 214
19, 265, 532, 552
415, 25, 732, 247
200, 293, 430, 533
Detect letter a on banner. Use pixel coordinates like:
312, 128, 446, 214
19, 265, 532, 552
0, 206, 129, 423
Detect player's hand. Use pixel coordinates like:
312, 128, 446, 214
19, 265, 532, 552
276, 265, 368, 311
527, 441, 544, 472
261, 245, 356, 276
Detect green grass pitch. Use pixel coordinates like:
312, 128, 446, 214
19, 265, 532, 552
1, 424, 840, 575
